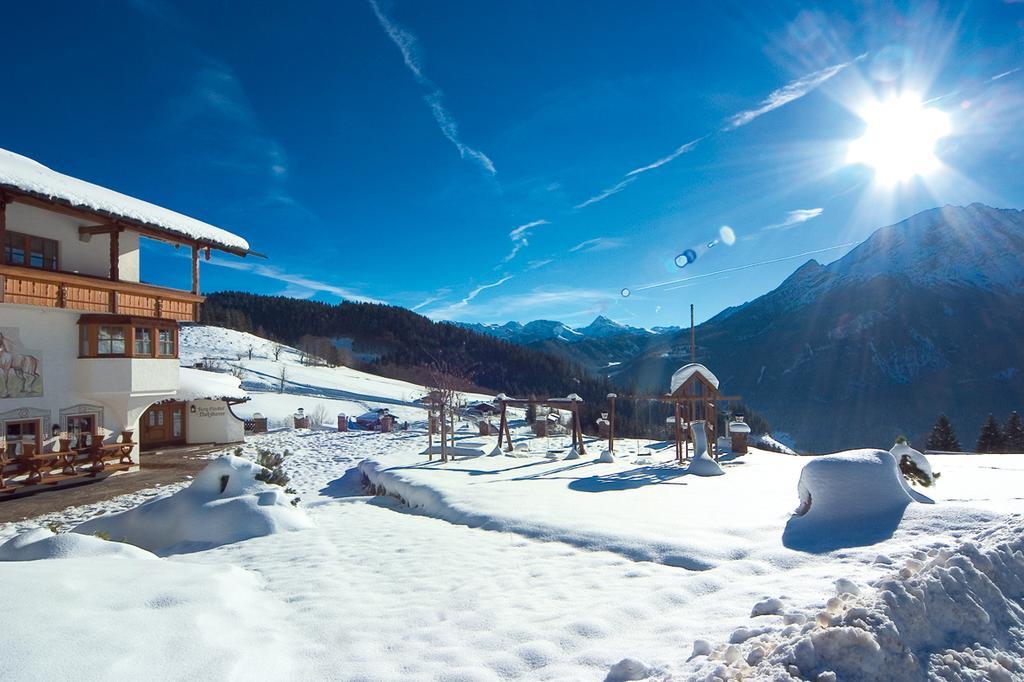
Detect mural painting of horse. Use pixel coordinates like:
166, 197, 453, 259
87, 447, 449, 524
0, 331, 42, 397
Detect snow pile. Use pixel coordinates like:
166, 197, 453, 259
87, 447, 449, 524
891, 441, 936, 484
687, 523, 1024, 681
176, 366, 248, 402
783, 449, 916, 550
73, 455, 311, 554
0, 527, 156, 561
599, 449, 616, 463
0, 147, 249, 251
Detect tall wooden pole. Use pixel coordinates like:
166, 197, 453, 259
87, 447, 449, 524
690, 303, 696, 364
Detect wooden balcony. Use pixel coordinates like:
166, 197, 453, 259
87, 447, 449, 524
0, 264, 203, 322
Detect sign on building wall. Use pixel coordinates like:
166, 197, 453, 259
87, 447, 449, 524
0, 328, 43, 399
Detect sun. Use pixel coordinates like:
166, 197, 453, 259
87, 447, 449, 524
847, 95, 952, 184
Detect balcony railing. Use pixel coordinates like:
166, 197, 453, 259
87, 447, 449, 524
0, 264, 203, 322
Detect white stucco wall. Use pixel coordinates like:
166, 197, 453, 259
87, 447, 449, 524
185, 399, 244, 445
6, 202, 140, 281
1, 304, 177, 461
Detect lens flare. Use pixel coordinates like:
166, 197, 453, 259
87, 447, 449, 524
847, 95, 951, 184
674, 249, 698, 268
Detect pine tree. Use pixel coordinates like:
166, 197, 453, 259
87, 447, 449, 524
1004, 411, 1024, 453
925, 414, 960, 452
975, 414, 1007, 453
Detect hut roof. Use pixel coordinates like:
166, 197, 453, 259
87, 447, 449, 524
669, 363, 720, 394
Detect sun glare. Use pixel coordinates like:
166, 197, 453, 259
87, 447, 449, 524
847, 95, 952, 184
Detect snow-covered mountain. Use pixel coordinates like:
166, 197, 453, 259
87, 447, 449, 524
457, 315, 656, 344
615, 203, 1024, 451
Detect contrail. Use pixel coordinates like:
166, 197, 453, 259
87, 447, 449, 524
629, 242, 858, 293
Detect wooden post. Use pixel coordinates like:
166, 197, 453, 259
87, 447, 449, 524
675, 401, 683, 463
191, 244, 200, 295
576, 403, 586, 455
109, 228, 120, 281
0, 195, 6, 259
607, 393, 616, 453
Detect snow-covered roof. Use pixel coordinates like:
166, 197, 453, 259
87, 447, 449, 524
0, 148, 250, 253
176, 367, 248, 402
669, 363, 720, 394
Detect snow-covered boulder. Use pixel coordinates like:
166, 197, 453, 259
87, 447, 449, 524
891, 441, 935, 484
0, 527, 156, 561
73, 455, 312, 554
598, 449, 616, 463
784, 449, 916, 550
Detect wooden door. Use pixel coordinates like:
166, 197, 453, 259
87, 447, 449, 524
141, 401, 186, 449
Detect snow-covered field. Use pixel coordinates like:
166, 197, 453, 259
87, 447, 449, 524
1, 326, 1022, 681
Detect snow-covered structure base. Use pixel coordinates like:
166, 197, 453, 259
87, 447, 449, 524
685, 422, 724, 476
73, 455, 312, 554
784, 449, 917, 550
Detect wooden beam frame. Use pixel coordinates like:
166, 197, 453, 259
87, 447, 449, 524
78, 222, 121, 236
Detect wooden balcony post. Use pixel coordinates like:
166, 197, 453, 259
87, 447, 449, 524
191, 244, 200, 295
109, 228, 120, 282
0, 194, 6, 259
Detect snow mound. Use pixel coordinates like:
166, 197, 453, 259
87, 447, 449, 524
688, 523, 1024, 681
598, 449, 616, 463
0, 527, 156, 561
73, 455, 312, 554
891, 441, 935, 483
784, 450, 915, 550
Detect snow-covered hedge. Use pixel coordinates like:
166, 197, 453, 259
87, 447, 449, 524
73, 455, 312, 554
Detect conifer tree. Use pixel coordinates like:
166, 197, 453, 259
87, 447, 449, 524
975, 414, 1006, 453
1004, 411, 1024, 453
925, 414, 960, 452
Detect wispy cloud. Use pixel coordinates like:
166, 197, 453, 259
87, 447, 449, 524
208, 257, 386, 304
625, 137, 703, 177
989, 67, 1021, 82
724, 56, 862, 130
429, 285, 611, 323
574, 177, 637, 209
526, 258, 553, 270
411, 288, 451, 311
573, 59, 860, 211
369, 0, 495, 175
504, 219, 549, 263
569, 237, 626, 253
426, 275, 514, 319
763, 207, 824, 230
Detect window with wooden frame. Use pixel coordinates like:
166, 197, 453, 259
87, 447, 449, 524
3, 230, 58, 271
4, 419, 41, 457
78, 315, 178, 359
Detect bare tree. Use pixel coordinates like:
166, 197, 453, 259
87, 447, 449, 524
272, 344, 284, 361
425, 359, 473, 463
278, 366, 287, 394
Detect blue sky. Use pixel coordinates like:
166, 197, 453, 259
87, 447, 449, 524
2, 1, 1022, 327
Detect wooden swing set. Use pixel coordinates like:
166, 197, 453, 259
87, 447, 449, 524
496, 394, 587, 455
